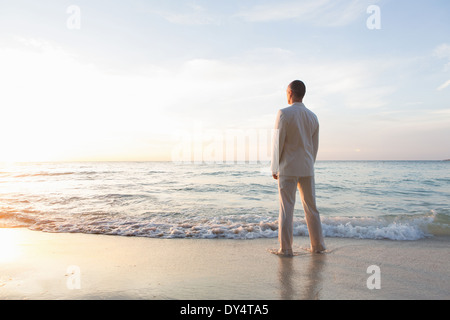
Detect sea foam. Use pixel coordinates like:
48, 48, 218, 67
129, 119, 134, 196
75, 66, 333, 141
21, 211, 444, 241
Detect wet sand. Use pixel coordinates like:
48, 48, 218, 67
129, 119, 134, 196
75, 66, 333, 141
0, 228, 449, 300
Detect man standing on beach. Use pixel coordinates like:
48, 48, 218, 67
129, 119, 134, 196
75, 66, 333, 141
271, 80, 326, 256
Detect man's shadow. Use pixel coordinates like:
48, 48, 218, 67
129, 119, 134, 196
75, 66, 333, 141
277, 252, 326, 300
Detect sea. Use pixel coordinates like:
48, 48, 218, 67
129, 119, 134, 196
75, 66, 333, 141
0, 161, 449, 241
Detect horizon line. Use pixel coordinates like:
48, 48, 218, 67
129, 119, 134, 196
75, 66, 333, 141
1, 159, 448, 164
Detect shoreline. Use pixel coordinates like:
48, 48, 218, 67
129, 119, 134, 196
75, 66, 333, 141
1, 228, 449, 300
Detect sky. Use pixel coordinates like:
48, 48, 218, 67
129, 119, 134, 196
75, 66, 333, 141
0, 0, 449, 162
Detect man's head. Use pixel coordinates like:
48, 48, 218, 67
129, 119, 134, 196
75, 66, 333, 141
287, 80, 306, 104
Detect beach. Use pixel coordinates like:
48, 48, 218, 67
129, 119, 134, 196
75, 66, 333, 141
1, 228, 448, 300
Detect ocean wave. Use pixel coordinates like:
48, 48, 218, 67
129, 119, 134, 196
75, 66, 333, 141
1, 162, 448, 241
1, 170, 105, 178
3, 210, 447, 241
13, 172, 76, 178
320, 216, 433, 241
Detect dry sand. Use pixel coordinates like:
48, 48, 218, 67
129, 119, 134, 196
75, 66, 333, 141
0, 228, 449, 300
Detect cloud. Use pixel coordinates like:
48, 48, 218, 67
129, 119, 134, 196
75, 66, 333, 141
154, 3, 219, 25
235, 0, 379, 26
434, 43, 450, 72
164, 48, 397, 121
437, 80, 450, 91
0, 39, 421, 161
434, 43, 450, 59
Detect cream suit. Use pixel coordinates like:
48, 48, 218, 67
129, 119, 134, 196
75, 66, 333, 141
271, 102, 326, 253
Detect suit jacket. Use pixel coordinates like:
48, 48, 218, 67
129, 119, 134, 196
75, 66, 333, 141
271, 102, 319, 177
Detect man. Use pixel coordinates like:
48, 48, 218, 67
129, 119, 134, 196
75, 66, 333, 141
271, 80, 326, 256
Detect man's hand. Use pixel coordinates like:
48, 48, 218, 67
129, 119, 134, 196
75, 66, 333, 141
272, 173, 278, 180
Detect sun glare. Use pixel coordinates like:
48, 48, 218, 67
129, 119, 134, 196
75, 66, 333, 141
0, 41, 178, 163
0, 229, 22, 263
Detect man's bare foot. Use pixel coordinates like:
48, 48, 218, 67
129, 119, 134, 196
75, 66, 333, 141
269, 248, 294, 257
302, 247, 327, 254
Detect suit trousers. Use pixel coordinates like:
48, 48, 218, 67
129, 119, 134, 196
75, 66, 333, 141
278, 175, 326, 253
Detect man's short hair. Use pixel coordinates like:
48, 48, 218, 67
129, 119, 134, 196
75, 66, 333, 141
289, 80, 306, 99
